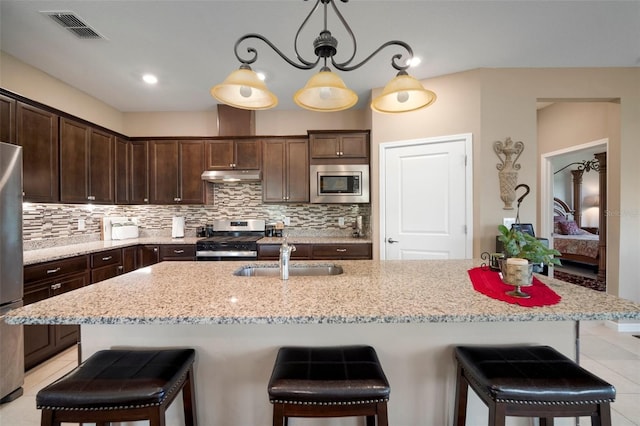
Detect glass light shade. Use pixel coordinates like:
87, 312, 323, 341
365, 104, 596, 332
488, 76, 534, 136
294, 69, 358, 112
371, 72, 437, 114
211, 68, 278, 110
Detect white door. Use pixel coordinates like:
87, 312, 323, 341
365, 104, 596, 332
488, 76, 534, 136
380, 134, 472, 260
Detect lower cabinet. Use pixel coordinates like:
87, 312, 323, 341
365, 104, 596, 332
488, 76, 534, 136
160, 244, 196, 261
23, 256, 89, 370
257, 243, 371, 260
90, 248, 123, 283
138, 245, 160, 267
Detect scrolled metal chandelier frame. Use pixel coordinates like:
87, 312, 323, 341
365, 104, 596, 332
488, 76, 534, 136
211, 0, 437, 113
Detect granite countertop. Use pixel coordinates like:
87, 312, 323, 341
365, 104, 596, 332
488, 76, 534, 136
23, 236, 372, 265
7, 259, 640, 326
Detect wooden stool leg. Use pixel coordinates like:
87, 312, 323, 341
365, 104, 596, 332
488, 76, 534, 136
272, 403, 285, 426
40, 409, 56, 426
539, 418, 554, 426
149, 406, 166, 426
595, 402, 613, 426
453, 365, 469, 426
182, 367, 197, 426
377, 401, 389, 426
366, 415, 375, 426
488, 402, 506, 426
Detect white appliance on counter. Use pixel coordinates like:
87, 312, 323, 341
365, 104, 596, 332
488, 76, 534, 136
171, 217, 185, 238
101, 217, 139, 240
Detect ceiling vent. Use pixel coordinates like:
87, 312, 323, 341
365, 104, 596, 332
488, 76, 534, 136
41, 11, 105, 39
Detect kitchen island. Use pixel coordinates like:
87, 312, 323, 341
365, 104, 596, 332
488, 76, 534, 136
7, 260, 640, 426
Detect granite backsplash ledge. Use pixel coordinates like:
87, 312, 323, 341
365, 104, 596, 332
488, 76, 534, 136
23, 182, 370, 250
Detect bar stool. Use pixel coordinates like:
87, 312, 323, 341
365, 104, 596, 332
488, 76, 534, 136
268, 345, 390, 426
36, 348, 197, 426
453, 345, 616, 426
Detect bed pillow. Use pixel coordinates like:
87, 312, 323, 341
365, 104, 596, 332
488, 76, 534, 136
553, 217, 566, 234
558, 220, 582, 235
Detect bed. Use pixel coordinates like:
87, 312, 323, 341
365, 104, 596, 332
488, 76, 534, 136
553, 197, 600, 268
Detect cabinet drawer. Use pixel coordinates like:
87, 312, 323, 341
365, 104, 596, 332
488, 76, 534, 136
24, 272, 89, 305
90, 248, 122, 268
91, 265, 123, 283
257, 244, 311, 260
24, 255, 89, 283
160, 244, 196, 260
312, 244, 372, 259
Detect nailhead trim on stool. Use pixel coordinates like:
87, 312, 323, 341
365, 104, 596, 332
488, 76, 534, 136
453, 345, 616, 426
36, 348, 197, 426
268, 345, 390, 426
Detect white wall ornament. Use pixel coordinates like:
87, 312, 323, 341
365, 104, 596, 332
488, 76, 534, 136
494, 137, 525, 210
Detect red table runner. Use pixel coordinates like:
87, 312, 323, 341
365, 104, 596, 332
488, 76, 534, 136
467, 267, 561, 307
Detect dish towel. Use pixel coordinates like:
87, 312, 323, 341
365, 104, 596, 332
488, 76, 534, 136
467, 267, 561, 307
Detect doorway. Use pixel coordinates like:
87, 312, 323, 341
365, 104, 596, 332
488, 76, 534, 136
379, 133, 473, 260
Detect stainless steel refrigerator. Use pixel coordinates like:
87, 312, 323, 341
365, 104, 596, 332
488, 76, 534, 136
0, 141, 24, 403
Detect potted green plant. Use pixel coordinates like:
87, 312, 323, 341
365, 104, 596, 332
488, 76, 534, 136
497, 224, 562, 270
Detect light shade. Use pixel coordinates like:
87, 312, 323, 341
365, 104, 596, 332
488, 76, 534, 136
211, 67, 278, 110
371, 71, 437, 114
293, 68, 358, 112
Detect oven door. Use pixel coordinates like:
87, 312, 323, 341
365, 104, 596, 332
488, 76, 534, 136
195, 250, 257, 261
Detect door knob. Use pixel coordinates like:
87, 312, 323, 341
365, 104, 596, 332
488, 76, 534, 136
387, 238, 399, 244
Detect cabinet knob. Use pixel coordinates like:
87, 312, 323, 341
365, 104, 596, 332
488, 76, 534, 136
336, 248, 347, 252
50, 283, 62, 290
87, 195, 95, 201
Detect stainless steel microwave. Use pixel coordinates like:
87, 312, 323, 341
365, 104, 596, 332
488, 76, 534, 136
310, 164, 370, 203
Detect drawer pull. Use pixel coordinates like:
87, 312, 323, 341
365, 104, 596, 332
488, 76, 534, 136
102, 256, 113, 261
51, 283, 62, 290
47, 267, 61, 274
174, 249, 185, 254
336, 248, 347, 252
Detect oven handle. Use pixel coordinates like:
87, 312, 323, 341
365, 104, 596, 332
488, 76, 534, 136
196, 250, 257, 258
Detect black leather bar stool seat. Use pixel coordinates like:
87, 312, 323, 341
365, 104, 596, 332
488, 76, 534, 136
268, 345, 390, 426
454, 345, 616, 426
36, 348, 197, 426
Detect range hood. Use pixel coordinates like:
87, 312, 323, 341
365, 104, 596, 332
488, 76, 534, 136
201, 170, 262, 182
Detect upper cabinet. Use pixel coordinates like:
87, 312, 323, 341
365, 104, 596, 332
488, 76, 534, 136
148, 139, 205, 204
60, 118, 115, 204
205, 138, 261, 170
309, 130, 370, 164
16, 102, 60, 202
262, 138, 309, 203
0, 93, 16, 144
115, 139, 150, 204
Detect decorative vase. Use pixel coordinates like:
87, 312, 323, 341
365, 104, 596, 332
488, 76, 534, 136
494, 137, 525, 210
500, 258, 533, 298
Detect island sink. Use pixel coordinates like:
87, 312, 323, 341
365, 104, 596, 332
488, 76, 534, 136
234, 264, 343, 277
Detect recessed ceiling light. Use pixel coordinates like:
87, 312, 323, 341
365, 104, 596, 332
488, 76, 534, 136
406, 57, 421, 68
142, 74, 158, 84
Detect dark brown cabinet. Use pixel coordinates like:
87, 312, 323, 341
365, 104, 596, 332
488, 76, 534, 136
262, 138, 309, 203
130, 141, 149, 204
23, 256, 89, 370
312, 243, 372, 259
159, 244, 196, 261
90, 248, 123, 283
309, 131, 369, 163
16, 102, 59, 202
60, 118, 115, 203
0, 93, 16, 143
137, 245, 160, 267
257, 244, 312, 260
205, 139, 261, 170
122, 246, 138, 273
115, 137, 131, 204
149, 140, 205, 204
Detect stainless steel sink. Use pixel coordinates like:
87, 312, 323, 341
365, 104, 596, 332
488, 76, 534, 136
233, 264, 343, 277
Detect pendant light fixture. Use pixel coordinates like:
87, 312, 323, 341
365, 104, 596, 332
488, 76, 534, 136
211, 0, 436, 113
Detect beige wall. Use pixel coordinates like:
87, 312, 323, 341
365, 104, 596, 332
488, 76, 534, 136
4, 53, 638, 302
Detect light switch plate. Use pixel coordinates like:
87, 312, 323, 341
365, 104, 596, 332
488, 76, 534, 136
503, 217, 516, 228
338, 217, 345, 226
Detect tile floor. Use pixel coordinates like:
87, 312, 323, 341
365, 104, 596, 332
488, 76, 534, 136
0, 321, 638, 426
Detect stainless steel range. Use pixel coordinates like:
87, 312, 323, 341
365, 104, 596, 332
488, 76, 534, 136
196, 219, 265, 261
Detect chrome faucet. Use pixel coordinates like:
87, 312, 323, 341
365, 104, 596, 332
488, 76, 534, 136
279, 237, 296, 280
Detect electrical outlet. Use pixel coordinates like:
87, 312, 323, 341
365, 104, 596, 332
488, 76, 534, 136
283, 216, 291, 226
78, 219, 85, 231
338, 217, 345, 226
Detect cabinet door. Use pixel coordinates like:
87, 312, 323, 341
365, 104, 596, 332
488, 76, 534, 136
115, 137, 131, 204
234, 139, 261, 169
340, 134, 369, 158
286, 139, 310, 202
262, 139, 287, 202
312, 243, 372, 259
257, 244, 311, 260
160, 244, 196, 261
60, 118, 90, 203
178, 140, 205, 204
122, 246, 138, 273
205, 140, 234, 169
148, 140, 179, 204
138, 245, 160, 267
130, 141, 149, 204
0, 93, 16, 144
89, 128, 115, 203
309, 134, 340, 159
16, 102, 59, 202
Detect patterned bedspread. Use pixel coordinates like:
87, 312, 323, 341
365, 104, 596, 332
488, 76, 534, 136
553, 233, 599, 259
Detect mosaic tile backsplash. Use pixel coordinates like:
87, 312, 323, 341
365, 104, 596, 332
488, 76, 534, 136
23, 182, 370, 250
